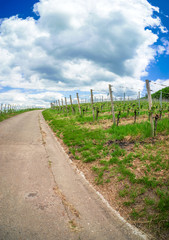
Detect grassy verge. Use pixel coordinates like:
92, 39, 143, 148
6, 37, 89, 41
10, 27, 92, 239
0, 109, 41, 122
43, 108, 169, 239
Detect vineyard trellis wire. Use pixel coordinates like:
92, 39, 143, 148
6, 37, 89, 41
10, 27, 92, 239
51, 79, 169, 137
0, 104, 44, 115
0, 103, 26, 114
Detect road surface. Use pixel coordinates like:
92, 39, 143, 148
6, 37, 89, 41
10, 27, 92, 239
0, 110, 148, 240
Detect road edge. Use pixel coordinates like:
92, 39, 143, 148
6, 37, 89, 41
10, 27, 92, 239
41, 111, 152, 240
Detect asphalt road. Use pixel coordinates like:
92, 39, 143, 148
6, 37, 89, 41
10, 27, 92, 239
0, 110, 148, 240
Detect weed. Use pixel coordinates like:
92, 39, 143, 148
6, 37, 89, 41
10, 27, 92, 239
105, 178, 111, 183
83, 156, 97, 162
111, 146, 126, 157
48, 160, 52, 167
119, 189, 129, 197
157, 193, 169, 213
130, 189, 138, 199
140, 187, 146, 195
118, 175, 125, 181
130, 209, 140, 220
109, 156, 119, 164
123, 200, 135, 206
144, 197, 155, 206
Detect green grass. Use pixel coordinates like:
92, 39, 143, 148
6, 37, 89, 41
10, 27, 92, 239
0, 109, 40, 122
144, 197, 155, 206
43, 106, 169, 238
106, 119, 169, 140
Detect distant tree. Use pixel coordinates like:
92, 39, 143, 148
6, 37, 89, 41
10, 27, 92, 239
152, 87, 169, 99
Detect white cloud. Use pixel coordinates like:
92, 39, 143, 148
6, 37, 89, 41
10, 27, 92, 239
0, 0, 168, 105
0, 89, 64, 108
157, 45, 166, 55
150, 79, 169, 93
161, 39, 169, 54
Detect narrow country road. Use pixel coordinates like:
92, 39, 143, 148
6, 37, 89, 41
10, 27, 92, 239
0, 110, 147, 240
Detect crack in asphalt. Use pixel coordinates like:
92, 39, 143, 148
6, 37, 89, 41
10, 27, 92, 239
38, 113, 81, 232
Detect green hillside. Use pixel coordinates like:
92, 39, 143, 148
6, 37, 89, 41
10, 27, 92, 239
152, 86, 169, 99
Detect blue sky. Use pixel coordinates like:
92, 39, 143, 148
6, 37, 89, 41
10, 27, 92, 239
0, 0, 169, 107
0, 0, 39, 19
145, 0, 169, 80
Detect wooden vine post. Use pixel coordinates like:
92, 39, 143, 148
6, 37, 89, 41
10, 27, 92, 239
160, 91, 162, 110
109, 84, 116, 125
138, 91, 140, 115
76, 93, 81, 115
58, 100, 61, 111
1, 103, 3, 114
70, 95, 75, 114
65, 97, 68, 113
56, 100, 58, 110
146, 80, 154, 137
90, 89, 95, 121
61, 99, 64, 113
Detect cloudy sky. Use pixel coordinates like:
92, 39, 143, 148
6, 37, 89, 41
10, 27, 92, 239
0, 0, 169, 107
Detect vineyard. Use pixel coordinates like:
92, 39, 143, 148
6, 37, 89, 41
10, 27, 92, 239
43, 83, 169, 239
0, 105, 42, 122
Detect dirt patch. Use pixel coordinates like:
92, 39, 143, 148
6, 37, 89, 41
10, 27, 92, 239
105, 139, 135, 151
119, 115, 148, 126
78, 115, 149, 130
